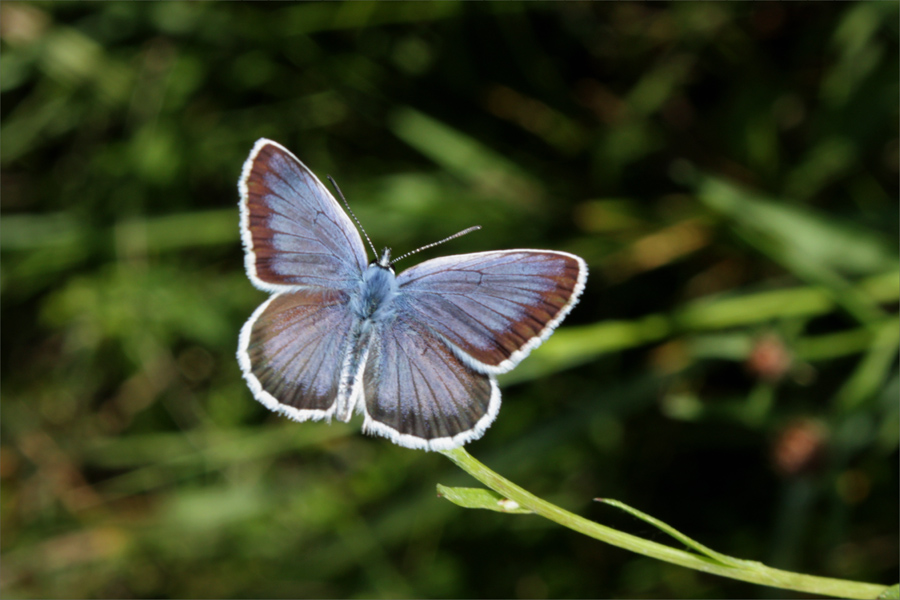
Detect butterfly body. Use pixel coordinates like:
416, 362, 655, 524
352, 253, 399, 324
238, 139, 587, 451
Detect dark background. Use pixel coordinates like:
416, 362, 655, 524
2, 3, 898, 598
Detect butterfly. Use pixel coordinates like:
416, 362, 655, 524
237, 139, 587, 451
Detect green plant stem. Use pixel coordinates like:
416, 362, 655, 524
440, 447, 888, 599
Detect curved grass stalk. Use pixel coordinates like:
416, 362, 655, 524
439, 447, 890, 599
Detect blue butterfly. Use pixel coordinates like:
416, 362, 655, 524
237, 139, 587, 451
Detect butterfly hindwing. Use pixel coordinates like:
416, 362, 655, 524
361, 311, 500, 451
239, 139, 368, 292
395, 250, 587, 373
238, 288, 357, 420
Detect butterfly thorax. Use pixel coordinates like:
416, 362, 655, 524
351, 261, 398, 324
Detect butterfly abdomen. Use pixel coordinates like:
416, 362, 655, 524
335, 264, 400, 422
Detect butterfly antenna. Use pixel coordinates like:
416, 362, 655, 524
390, 226, 482, 265
327, 175, 378, 259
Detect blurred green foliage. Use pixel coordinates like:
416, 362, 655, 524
1, 3, 897, 598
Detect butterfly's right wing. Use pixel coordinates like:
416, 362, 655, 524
239, 139, 368, 293
238, 288, 357, 422
361, 311, 500, 451
360, 250, 585, 450
395, 250, 587, 373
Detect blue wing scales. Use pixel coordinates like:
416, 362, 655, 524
238, 289, 356, 420
396, 250, 587, 373
239, 139, 368, 292
361, 312, 500, 451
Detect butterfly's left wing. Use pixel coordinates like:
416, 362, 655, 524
395, 250, 587, 373
238, 288, 357, 421
239, 139, 368, 293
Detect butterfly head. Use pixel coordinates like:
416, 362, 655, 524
375, 248, 394, 271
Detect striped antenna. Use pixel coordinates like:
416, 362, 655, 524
390, 226, 482, 266
327, 175, 378, 260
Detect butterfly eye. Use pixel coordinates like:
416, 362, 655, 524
375, 248, 393, 268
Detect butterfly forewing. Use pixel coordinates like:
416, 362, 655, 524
240, 139, 368, 292
396, 250, 587, 373
362, 312, 500, 450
